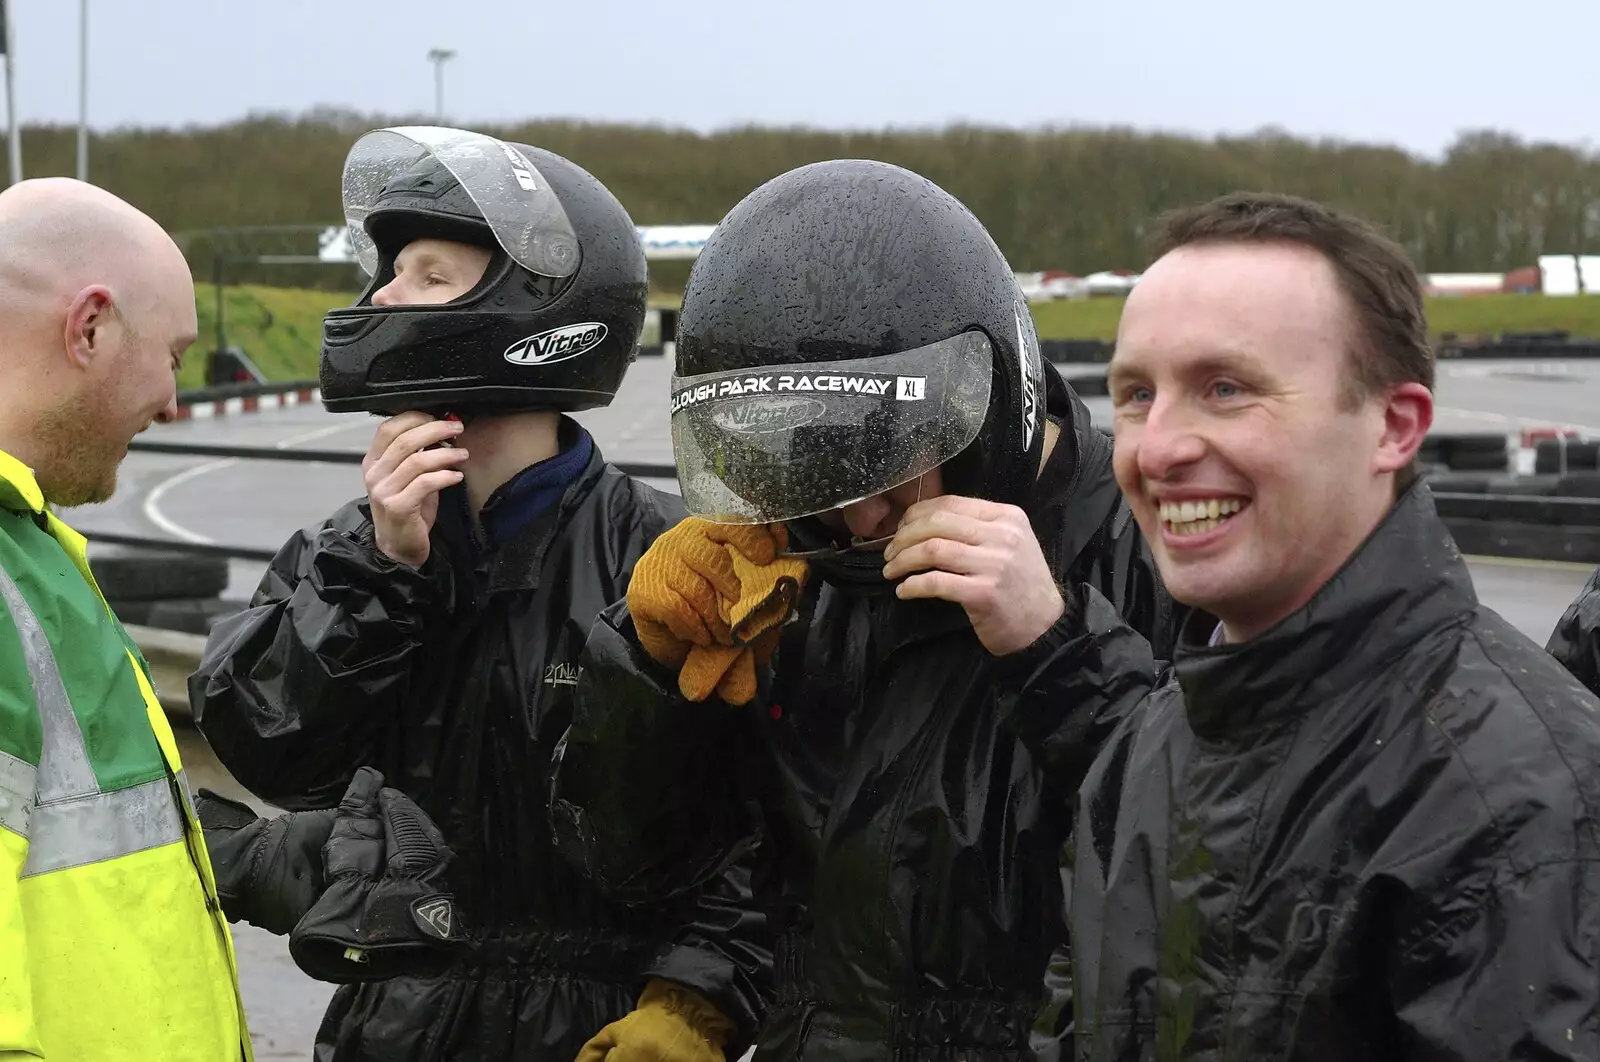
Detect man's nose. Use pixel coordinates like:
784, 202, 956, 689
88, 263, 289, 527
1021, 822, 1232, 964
371, 281, 397, 307
153, 389, 179, 425
839, 494, 893, 539
1136, 397, 1207, 483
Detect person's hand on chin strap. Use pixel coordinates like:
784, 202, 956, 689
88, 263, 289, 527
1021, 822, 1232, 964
881, 495, 1065, 655
626, 518, 808, 704
577, 978, 734, 1062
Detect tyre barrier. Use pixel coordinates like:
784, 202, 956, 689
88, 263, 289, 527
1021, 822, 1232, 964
1534, 437, 1600, 475
111, 596, 249, 635
1041, 339, 1114, 364
1420, 432, 1512, 473
89, 545, 229, 601
1064, 372, 1110, 398
1438, 334, 1600, 360
88, 545, 243, 639
1442, 518, 1600, 563
1429, 474, 1600, 563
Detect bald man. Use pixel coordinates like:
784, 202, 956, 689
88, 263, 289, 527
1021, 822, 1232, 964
0, 177, 258, 1060
0, 177, 195, 505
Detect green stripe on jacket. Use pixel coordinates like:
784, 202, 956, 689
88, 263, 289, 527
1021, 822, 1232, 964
0, 507, 167, 791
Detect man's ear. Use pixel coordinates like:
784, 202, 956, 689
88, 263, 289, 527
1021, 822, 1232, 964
1374, 381, 1433, 474
63, 285, 116, 371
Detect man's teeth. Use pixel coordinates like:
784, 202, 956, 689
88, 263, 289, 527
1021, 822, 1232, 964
1159, 498, 1243, 536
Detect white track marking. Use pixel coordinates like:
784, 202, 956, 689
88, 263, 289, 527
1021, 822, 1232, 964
141, 421, 365, 544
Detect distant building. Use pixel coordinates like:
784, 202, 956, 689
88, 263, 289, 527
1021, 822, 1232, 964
1424, 273, 1506, 296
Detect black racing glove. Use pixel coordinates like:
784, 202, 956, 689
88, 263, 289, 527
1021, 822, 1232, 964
197, 790, 337, 936
288, 765, 465, 983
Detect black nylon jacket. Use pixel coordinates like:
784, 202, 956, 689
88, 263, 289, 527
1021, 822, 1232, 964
1546, 565, 1600, 696
189, 418, 768, 1061
1016, 482, 1600, 1061
551, 365, 1181, 1061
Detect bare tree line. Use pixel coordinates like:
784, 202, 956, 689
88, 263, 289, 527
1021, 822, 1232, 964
13, 111, 1595, 288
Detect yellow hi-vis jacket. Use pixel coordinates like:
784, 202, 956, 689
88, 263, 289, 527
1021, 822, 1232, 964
0, 449, 252, 1060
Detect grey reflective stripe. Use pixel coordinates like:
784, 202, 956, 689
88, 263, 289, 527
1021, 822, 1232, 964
0, 749, 34, 838
0, 564, 95, 800
0, 561, 186, 876
23, 775, 185, 876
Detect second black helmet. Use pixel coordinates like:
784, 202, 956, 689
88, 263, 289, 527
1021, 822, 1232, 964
669, 158, 1047, 552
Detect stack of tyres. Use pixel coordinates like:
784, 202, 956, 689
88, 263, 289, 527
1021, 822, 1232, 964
87, 546, 237, 635
1535, 437, 1600, 476
1420, 433, 1511, 474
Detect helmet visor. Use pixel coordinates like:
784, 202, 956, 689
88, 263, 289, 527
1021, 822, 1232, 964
341, 126, 580, 279
671, 331, 994, 524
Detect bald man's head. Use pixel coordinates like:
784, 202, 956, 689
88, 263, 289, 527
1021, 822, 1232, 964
0, 178, 197, 506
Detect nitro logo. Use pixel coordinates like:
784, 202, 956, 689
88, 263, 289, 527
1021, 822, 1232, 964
671, 373, 926, 415
1015, 307, 1041, 449
710, 396, 826, 435
505, 323, 608, 367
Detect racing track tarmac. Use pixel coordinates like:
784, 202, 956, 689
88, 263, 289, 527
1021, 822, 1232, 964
58, 353, 1600, 1059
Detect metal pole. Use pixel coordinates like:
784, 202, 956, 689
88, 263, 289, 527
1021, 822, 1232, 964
212, 232, 225, 360
76, 0, 87, 181
3, 0, 20, 186
426, 48, 455, 123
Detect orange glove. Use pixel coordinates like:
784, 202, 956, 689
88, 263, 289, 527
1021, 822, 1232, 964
576, 978, 733, 1062
627, 519, 808, 705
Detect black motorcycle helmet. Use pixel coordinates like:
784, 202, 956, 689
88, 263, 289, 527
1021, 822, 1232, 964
319, 126, 648, 416
669, 158, 1047, 590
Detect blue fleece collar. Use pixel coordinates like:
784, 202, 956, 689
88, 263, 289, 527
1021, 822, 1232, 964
439, 418, 595, 553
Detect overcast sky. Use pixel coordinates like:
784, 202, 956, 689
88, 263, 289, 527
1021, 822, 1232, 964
8, 0, 1596, 160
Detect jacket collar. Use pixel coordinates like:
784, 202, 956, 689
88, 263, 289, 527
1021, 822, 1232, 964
0, 448, 46, 515
1172, 480, 1478, 743
435, 417, 610, 595
437, 416, 596, 557
1027, 360, 1121, 575
0, 448, 103, 591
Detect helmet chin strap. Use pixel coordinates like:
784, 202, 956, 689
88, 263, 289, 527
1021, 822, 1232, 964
778, 476, 925, 595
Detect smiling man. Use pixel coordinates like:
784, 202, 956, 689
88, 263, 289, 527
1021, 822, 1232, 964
1018, 192, 1600, 1060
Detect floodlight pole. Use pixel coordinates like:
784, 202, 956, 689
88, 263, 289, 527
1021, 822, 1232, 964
77, 0, 88, 181
427, 48, 456, 122
2, 0, 20, 186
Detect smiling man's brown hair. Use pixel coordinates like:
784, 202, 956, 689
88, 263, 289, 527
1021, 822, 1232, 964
1151, 192, 1434, 405
1148, 191, 1434, 488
